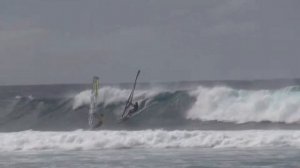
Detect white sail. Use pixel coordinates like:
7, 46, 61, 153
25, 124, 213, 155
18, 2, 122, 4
89, 76, 99, 128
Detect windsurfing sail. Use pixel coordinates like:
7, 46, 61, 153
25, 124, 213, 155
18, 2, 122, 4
89, 76, 99, 128
121, 70, 141, 118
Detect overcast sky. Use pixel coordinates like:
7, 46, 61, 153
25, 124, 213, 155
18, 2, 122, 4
0, 0, 299, 85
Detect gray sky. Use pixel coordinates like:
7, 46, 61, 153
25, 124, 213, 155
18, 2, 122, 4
0, 0, 299, 85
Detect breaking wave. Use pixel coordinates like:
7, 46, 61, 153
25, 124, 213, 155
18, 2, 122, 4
1, 83, 300, 131
1, 130, 300, 151
72, 86, 161, 109
187, 86, 300, 123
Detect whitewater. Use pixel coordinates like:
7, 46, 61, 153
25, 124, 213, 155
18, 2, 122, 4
1, 81, 300, 167
1, 130, 300, 151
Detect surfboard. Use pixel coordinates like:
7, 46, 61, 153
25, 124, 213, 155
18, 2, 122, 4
121, 70, 141, 120
89, 76, 99, 128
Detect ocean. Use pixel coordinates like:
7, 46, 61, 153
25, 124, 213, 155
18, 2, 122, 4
1, 79, 300, 167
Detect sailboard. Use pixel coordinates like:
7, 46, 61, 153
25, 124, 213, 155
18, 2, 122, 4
120, 102, 156, 122
121, 70, 141, 120
89, 76, 99, 128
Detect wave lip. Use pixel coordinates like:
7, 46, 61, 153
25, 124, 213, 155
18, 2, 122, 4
1, 130, 300, 151
72, 86, 161, 109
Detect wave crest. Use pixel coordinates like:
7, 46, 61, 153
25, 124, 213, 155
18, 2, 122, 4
72, 87, 160, 110
187, 86, 300, 123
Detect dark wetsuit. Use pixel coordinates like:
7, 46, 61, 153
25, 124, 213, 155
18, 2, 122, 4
128, 102, 138, 116
93, 113, 104, 128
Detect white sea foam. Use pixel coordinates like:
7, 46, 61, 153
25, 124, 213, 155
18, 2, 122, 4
187, 86, 300, 123
0, 130, 300, 151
